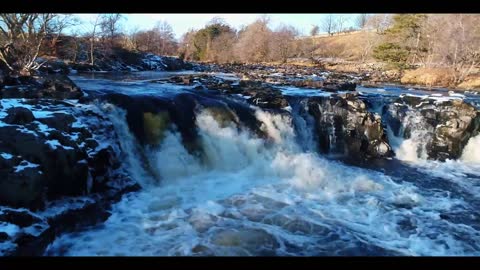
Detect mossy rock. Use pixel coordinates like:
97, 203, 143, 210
204, 107, 238, 128
143, 111, 170, 146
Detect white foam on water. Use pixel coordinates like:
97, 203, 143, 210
461, 134, 480, 164
45, 103, 480, 256
101, 104, 154, 187
14, 160, 40, 173
1, 153, 14, 160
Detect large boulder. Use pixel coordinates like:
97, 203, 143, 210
0, 98, 139, 256
41, 74, 84, 99
0, 125, 89, 208
0, 74, 84, 99
0, 153, 45, 209
384, 95, 480, 161
37, 113, 75, 133
307, 93, 393, 159
292, 78, 356, 91
3, 107, 35, 125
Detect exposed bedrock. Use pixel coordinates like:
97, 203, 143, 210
306, 93, 393, 159
383, 95, 480, 161
0, 97, 139, 255
101, 88, 393, 162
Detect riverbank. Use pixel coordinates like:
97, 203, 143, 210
1, 56, 480, 256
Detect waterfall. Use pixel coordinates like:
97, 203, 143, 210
385, 105, 433, 162
461, 134, 480, 163
44, 74, 480, 256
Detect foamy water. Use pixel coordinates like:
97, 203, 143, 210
45, 104, 480, 256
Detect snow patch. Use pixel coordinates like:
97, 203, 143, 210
1, 153, 14, 160
14, 160, 40, 173
0, 222, 20, 236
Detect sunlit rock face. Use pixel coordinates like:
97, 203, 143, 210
307, 93, 393, 159
3, 63, 480, 257
384, 95, 480, 161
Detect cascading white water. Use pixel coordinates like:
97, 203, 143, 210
101, 103, 154, 186
286, 98, 317, 153
45, 102, 480, 256
387, 107, 432, 163
461, 134, 480, 163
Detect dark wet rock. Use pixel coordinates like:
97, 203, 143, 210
308, 93, 393, 159
0, 125, 89, 208
65, 50, 192, 73
211, 228, 280, 255
0, 74, 84, 99
102, 91, 265, 150
0, 208, 51, 256
160, 56, 192, 71
0, 160, 45, 209
37, 113, 75, 133
38, 60, 70, 74
88, 147, 118, 193
292, 78, 356, 91
0, 96, 140, 256
0, 209, 43, 228
3, 107, 35, 125
3, 76, 21, 86
323, 80, 356, 92
0, 232, 8, 241
69, 63, 98, 72
0, 69, 4, 86
231, 80, 289, 110
41, 74, 84, 99
384, 95, 480, 160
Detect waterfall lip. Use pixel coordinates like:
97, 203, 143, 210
32, 72, 480, 256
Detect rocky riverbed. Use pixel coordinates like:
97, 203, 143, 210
2, 60, 480, 256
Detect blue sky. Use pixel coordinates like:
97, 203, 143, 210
74, 14, 361, 39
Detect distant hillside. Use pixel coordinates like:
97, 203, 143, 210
301, 30, 381, 62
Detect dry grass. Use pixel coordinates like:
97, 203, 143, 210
458, 76, 480, 90
309, 31, 379, 61
400, 68, 456, 88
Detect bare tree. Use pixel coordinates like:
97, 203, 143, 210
356, 14, 369, 30
429, 14, 480, 83
46, 14, 80, 56
0, 13, 57, 75
99, 13, 123, 52
359, 31, 381, 63
207, 17, 227, 26
366, 14, 392, 34
269, 25, 297, 63
88, 15, 101, 66
334, 15, 348, 34
154, 21, 176, 56
310, 25, 319, 36
235, 17, 272, 63
122, 26, 140, 51
209, 31, 237, 63
178, 29, 197, 60
322, 15, 335, 36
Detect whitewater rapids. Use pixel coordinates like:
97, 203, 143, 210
45, 102, 480, 256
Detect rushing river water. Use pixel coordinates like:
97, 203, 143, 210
46, 71, 480, 256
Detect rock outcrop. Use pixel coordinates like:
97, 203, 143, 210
384, 95, 480, 161
307, 93, 393, 159
0, 97, 139, 256
0, 74, 83, 99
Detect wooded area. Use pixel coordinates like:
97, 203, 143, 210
1, 13, 479, 87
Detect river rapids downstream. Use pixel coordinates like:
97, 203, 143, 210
6, 70, 480, 256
